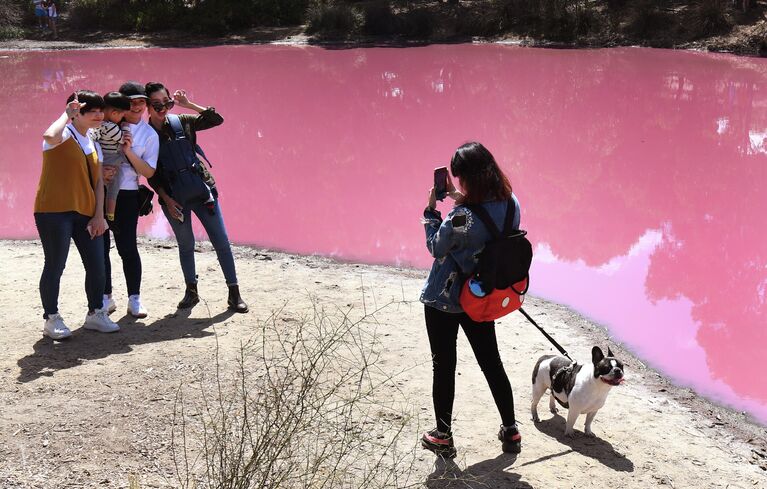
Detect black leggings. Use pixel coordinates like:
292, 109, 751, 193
424, 305, 516, 433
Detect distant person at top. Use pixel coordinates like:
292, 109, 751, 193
419, 142, 522, 458
102, 82, 158, 319
33, 0, 47, 29
34, 90, 120, 340
145, 81, 248, 313
45, 0, 59, 39
94, 92, 131, 225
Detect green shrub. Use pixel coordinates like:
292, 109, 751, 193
0, 25, 24, 40
400, 7, 435, 38
362, 0, 399, 36
623, 0, 674, 38
69, 0, 185, 31
0, 0, 25, 30
689, 0, 733, 38
306, 2, 359, 38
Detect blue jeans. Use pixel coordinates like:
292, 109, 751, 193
162, 199, 237, 285
34, 212, 105, 318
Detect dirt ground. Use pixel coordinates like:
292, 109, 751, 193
0, 238, 764, 488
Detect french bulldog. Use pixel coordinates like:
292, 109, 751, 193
531, 346, 624, 437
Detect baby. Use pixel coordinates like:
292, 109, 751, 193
96, 92, 131, 223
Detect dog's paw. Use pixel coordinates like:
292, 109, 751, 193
584, 430, 596, 438
532, 413, 540, 423
549, 405, 558, 415
564, 429, 577, 438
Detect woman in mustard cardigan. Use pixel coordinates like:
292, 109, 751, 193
34, 90, 120, 340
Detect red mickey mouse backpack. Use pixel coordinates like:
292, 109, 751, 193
459, 202, 532, 322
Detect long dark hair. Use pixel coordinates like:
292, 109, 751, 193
450, 142, 512, 205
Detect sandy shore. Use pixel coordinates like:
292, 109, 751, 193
0, 238, 765, 488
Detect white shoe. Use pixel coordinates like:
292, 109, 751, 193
83, 308, 120, 333
103, 295, 116, 314
127, 295, 147, 318
43, 314, 72, 340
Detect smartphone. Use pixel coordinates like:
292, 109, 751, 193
174, 205, 184, 223
434, 166, 449, 201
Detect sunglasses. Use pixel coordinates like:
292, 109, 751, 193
150, 100, 175, 112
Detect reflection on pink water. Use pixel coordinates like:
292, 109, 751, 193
1, 45, 765, 424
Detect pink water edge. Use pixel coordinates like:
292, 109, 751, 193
1, 44, 765, 424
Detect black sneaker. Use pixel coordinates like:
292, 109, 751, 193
421, 428, 457, 458
498, 424, 521, 454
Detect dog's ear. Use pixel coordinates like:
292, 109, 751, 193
592, 346, 605, 364
607, 346, 614, 358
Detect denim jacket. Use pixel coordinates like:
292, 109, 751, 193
420, 195, 521, 313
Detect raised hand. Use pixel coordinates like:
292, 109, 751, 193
173, 89, 191, 108
65, 92, 86, 119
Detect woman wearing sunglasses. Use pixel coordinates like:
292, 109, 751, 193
145, 82, 248, 313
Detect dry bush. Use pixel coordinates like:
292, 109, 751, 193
0, 0, 26, 39
170, 298, 421, 488
688, 0, 733, 38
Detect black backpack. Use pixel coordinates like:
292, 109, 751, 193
159, 114, 211, 207
465, 201, 533, 295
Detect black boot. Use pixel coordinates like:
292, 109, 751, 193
178, 283, 199, 309
227, 284, 248, 313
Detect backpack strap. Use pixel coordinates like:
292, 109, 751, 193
501, 199, 516, 234
465, 201, 516, 239
167, 114, 186, 140
195, 144, 213, 168
168, 115, 213, 168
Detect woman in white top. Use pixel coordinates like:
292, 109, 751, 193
101, 81, 159, 319
46, 0, 59, 38
34, 90, 120, 339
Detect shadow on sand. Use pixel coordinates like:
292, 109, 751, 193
523, 414, 635, 472
425, 454, 533, 489
17, 306, 235, 383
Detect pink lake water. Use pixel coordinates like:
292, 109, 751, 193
1, 44, 765, 425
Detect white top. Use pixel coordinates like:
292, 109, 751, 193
47, 4, 58, 17
118, 120, 159, 190
43, 123, 104, 162
34, 0, 43, 7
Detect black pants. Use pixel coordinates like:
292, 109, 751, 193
103, 190, 141, 296
424, 305, 516, 433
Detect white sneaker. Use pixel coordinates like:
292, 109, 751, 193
103, 294, 116, 314
43, 314, 72, 340
83, 308, 120, 333
127, 295, 147, 318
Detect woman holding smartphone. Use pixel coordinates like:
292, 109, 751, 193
145, 82, 247, 313
419, 142, 522, 458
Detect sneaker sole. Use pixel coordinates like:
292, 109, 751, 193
42, 330, 71, 340
82, 324, 120, 333
128, 309, 147, 319
421, 439, 457, 459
